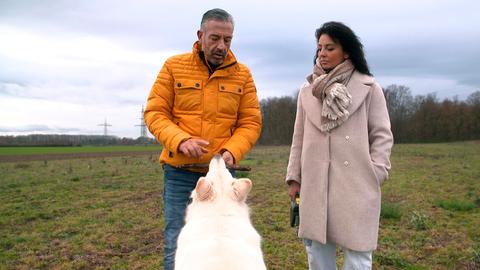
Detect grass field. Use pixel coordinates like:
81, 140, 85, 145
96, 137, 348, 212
0, 143, 479, 269
0, 145, 162, 156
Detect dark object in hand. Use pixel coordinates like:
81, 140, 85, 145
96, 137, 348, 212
290, 195, 300, 227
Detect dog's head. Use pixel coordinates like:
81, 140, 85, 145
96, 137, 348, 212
193, 154, 252, 203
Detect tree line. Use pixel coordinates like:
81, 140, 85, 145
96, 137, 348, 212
384, 85, 480, 143
257, 86, 480, 145
0, 134, 157, 147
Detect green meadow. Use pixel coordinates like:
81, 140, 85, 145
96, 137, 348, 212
0, 145, 161, 156
0, 143, 479, 269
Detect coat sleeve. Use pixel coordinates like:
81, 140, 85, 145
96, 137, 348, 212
221, 69, 262, 163
368, 83, 394, 184
144, 60, 191, 154
286, 90, 305, 184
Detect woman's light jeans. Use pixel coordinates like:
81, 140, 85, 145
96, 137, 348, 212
304, 239, 373, 270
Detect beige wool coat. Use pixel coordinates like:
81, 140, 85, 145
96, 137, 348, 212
286, 71, 393, 252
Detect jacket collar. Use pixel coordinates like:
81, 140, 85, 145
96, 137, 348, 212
192, 41, 238, 76
301, 70, 375, 131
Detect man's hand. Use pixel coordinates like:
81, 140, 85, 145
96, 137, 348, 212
178, 138, 209, 159
221, 150, 235, 166
287, 181, 301, 201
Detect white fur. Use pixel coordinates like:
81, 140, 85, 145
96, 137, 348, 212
174, 155, 267, 270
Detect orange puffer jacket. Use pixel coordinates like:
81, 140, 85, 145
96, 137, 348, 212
145, 42, 262, 168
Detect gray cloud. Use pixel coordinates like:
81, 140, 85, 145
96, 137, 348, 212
0, 0, 479, 137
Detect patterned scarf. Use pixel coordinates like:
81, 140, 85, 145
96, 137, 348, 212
307, 59, 355, 132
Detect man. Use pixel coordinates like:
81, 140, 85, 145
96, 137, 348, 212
144, 8, 262, 270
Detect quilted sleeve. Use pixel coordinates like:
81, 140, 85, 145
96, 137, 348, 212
221, 68, 262, 162
144, 59, 191, 154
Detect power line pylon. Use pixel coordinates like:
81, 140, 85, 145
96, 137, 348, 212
135, 105, 147, 138
98, 118, 112, 136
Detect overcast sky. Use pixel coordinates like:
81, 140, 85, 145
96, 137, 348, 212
1, 0, 479, 138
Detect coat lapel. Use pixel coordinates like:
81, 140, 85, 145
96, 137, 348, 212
301, 71, 375, 131
300, 83, 323, 130
347, 71, 375, 116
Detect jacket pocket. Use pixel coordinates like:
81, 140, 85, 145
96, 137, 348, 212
174, 79, 203, 111
218, 83, 243, 115
370, 161, 387, 186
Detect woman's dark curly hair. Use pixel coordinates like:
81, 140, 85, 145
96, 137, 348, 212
315, 21, 372, 75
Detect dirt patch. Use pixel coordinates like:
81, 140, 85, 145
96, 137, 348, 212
0, 151, 161, 163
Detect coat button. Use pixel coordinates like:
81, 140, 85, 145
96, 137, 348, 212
344, 161, 349, 166
345, 135, 350, 140
220, 86, 225, 90
195, 83, 200, 88
177, 83, 182, 87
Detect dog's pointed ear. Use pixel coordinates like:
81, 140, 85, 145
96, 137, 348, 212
196, 177, 213, 201
231, 178, 252, 202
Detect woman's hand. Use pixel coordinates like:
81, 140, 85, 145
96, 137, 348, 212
287, 181, 301, 201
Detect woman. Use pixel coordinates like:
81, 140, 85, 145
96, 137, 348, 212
286, 22, 393, 269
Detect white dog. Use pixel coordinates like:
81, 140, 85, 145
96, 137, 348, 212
174, 155, 267, 270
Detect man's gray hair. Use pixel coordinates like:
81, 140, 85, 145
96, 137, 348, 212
200, 8, 234, 30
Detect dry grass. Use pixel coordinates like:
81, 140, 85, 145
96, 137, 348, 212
0, 142, 479, 269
